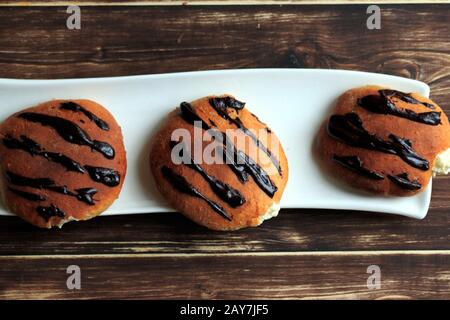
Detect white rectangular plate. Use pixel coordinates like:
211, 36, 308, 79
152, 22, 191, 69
0, 69, 431, 219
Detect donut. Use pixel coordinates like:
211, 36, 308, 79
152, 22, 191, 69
149, 95, 288, 231
316, 85, 450, 196
0, 100, 127, 228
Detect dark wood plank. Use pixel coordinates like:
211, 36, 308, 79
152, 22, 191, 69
1, 252, 449, 299
1, 193, 450, 255
0, 167, 449, 255
0, 0, 442, 5
0, 5, 449, 109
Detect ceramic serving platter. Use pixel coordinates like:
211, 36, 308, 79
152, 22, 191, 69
0, 69, 431, 219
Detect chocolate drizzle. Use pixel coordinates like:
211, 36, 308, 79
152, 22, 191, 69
388, 173, 421, 190
60, 101, 110, 131
332, 155, 384, 180
217, 142, 249, 183
180, 102, 210, 130
5, 171, 97, 205
380, 89, 436, 109
180, 102, 248, 182
210, 96, 246, 112
74, 188, 98, 205
44, 153, 85, 173
3, 135, 85, 173
6, 172, 53, 189
37, 205, 66, 222
327, 113, 429, 170
3, 135, 121, 188
358, 94, 441, 126
179, 102, 278, 197
3, 135, 40, 155
170, 141, 246, 208
9, 187, 46, 202
85, 166, 121, 187
209, 97, 282, 175
18, 112, 115, 159
237, 150, 278, 197
213, 131, 277, 197
161, 166, 232, 221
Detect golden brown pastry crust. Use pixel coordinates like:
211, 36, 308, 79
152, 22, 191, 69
0, 99, 127, 228
316, 85, 450, 196
150, 95, 289, 231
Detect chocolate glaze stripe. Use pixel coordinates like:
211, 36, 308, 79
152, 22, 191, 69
170, 141, 246, 208
358, 93, 441, 126
85, 166, 121, 187
209, 97, 282, 175
332, 154, 384, 180
37, 205, 66, 222
327, 112, 429, 171
180, 102, 210, 130
2, 135, 121, 187
18, 112, 115, 159
213, 96, 246, 110
180, 102, 278, 198
8, 187, 46, 202
380, 89, 436, 109
215, 142, 249, 183
207, 130, 278, 197
60, 101, 110, 131
237, 149, 278, 197
180, 102, 248, 182
161, 165, 232, 221
3, 135, 85, 173
5, 171, 97, 206
388, 173, 421, 190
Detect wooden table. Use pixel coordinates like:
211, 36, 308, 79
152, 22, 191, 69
0, 2, 449, 300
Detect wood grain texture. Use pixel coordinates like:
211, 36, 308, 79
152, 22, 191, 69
0, 201, 449, 255
0, 5, 449, 107
1, 1, 449, 7
1, 252, 450, 299
0, 4, 449, 299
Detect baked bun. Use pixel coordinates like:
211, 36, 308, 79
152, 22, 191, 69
150, 95, 288, 231
316, 85, 450, 196
0, 100, 127, 228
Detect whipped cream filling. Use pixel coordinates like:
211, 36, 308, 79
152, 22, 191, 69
56, 216, 77, 229
258, 202, 280, 225
433, 148, 450, 176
